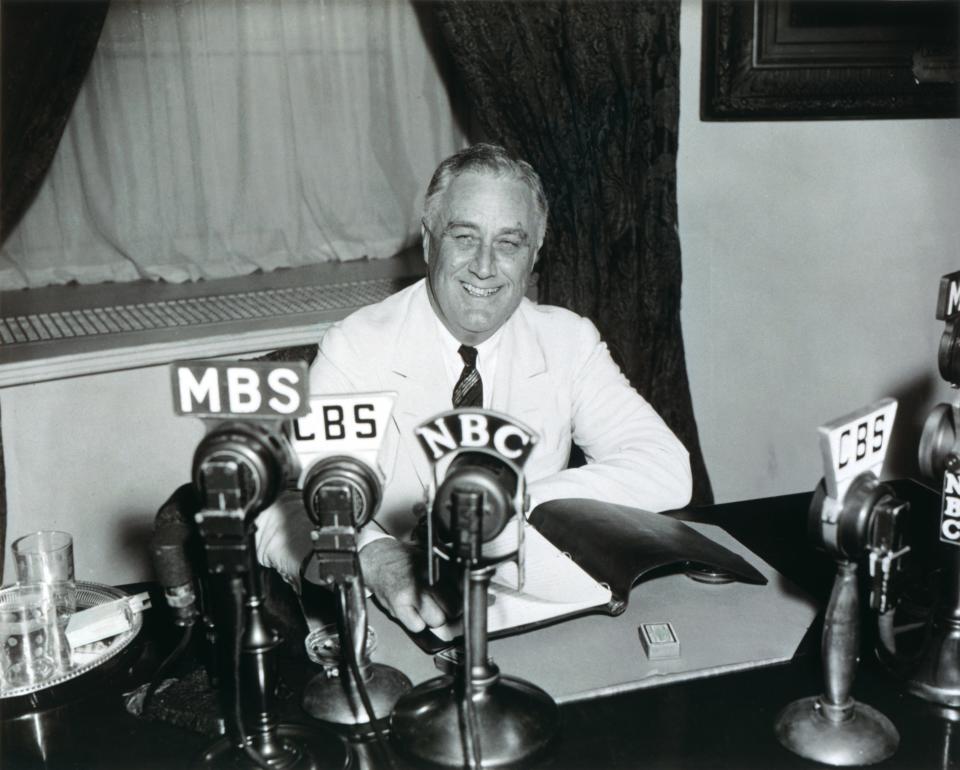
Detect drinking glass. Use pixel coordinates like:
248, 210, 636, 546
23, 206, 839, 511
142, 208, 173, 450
12, 531, 77, 670
0, 583, 59, 688
12, 531, 75, 584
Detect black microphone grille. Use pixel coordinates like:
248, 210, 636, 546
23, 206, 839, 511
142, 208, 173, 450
151, 520, 194, 588
302, 456, 382, 528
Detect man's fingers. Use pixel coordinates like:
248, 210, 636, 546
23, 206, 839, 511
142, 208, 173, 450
394, 604, 427, 634
359, 538, 451, 632
416, 592, 448, 629
390, 590, 448, 633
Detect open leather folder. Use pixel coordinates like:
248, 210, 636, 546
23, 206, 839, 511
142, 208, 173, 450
401, 499, 768, 653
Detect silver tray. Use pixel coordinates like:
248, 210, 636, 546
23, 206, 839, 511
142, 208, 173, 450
0, 581, 144, 699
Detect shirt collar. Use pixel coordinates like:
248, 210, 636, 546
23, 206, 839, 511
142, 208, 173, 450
433, 312, 507, 361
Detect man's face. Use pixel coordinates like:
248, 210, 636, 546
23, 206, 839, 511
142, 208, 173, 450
423, 170, 541, 346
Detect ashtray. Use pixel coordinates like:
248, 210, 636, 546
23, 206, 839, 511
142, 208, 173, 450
304, 624, 377, 670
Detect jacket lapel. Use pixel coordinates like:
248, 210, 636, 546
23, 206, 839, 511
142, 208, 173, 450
492, 301, 547, 436
386, 285, 449, 491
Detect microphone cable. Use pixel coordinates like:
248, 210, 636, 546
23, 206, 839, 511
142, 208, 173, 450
145, 517, 201, 717
141, 623, 195, 717
228, 576, 273, 770
337, 580, 399, 770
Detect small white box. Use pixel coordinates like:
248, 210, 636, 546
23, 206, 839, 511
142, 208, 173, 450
639, 622, 680, 660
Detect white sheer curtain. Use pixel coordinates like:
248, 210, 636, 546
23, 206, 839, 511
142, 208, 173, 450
0, 0, 464, 289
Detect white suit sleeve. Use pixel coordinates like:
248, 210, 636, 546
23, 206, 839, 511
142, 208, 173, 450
254, 490, 312, 589
307, 326, 398, 550
254, 325, 395, 575
526, 316, 692, 513
255, 331, 353, 577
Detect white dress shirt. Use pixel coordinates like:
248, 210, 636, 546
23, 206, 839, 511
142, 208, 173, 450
434, 314, 504, 409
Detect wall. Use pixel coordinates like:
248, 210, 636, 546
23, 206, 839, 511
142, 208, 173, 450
2, 366, 206, 585
5, 1, 958, 584
677, 0, 960, 504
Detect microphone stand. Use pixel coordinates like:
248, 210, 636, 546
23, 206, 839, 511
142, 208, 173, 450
774, 474, 903, 765
191, 422, 351, 770
301, 480, 412, 736
909, 431, 960, 705
908, 279, 960, 706
391, 488, 558, 768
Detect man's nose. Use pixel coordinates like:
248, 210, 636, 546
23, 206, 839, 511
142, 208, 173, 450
469, 241, 497, 279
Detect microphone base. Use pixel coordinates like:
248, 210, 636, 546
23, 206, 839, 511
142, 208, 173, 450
391, 673, 559, 768
302, 663, 413, 738
774, 695, 899, 766
199, 723, 353, 770
907, 618, 960, 707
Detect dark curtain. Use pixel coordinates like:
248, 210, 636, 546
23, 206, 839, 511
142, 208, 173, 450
432, 0, 713, 505
0, 403, 4, 578
1, 0, 110, 245
0, 0, 109, 576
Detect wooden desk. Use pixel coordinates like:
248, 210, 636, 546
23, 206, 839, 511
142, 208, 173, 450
2, 481, 949, 770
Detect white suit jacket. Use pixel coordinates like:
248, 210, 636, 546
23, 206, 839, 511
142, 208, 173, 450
306, 279, 692, 545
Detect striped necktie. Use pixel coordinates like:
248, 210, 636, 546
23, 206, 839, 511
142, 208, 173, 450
452, 345, 483, 408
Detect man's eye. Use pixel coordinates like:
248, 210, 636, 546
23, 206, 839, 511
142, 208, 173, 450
453, 234, 477, 246
496, 240, 521, 253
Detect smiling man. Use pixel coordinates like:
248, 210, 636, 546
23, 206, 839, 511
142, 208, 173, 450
421, 154, 543, 347
256, 143, 692, 632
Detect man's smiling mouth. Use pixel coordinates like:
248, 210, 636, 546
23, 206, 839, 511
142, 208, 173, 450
462, 283, 501, 298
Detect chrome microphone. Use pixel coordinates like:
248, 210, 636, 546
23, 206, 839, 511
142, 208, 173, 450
909, 270, 960, 708
168, 358, 351, 770
303, 455, 382, 530
433, 451, 516, 557
774, 400, 905, 766
392, 408, 558, 769
291, 394, 412, 736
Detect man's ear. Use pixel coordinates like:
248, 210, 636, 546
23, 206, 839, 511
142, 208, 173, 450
533, 222, 546, 266
421, 221, 431, 264
530, 244, 542, 271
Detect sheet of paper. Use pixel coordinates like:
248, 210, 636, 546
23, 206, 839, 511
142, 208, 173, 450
430, 523, 612, 642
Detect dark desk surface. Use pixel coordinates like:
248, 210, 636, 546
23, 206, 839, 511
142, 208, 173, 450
2, 480, 953, 770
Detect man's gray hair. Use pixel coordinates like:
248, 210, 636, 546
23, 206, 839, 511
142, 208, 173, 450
423, 143, 549, 246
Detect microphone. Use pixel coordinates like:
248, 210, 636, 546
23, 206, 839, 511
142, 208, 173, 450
433, 451, 517, 554
150, 520, 199, 627
298, 452, 414, 734
167, 359, 353, 769
302, 455, 382, 530
191, 420, 295, 520
393, 410, 558, 768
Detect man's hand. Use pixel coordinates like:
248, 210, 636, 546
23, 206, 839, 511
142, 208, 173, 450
360, 538, 450, 633
254, 491, 312, 589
